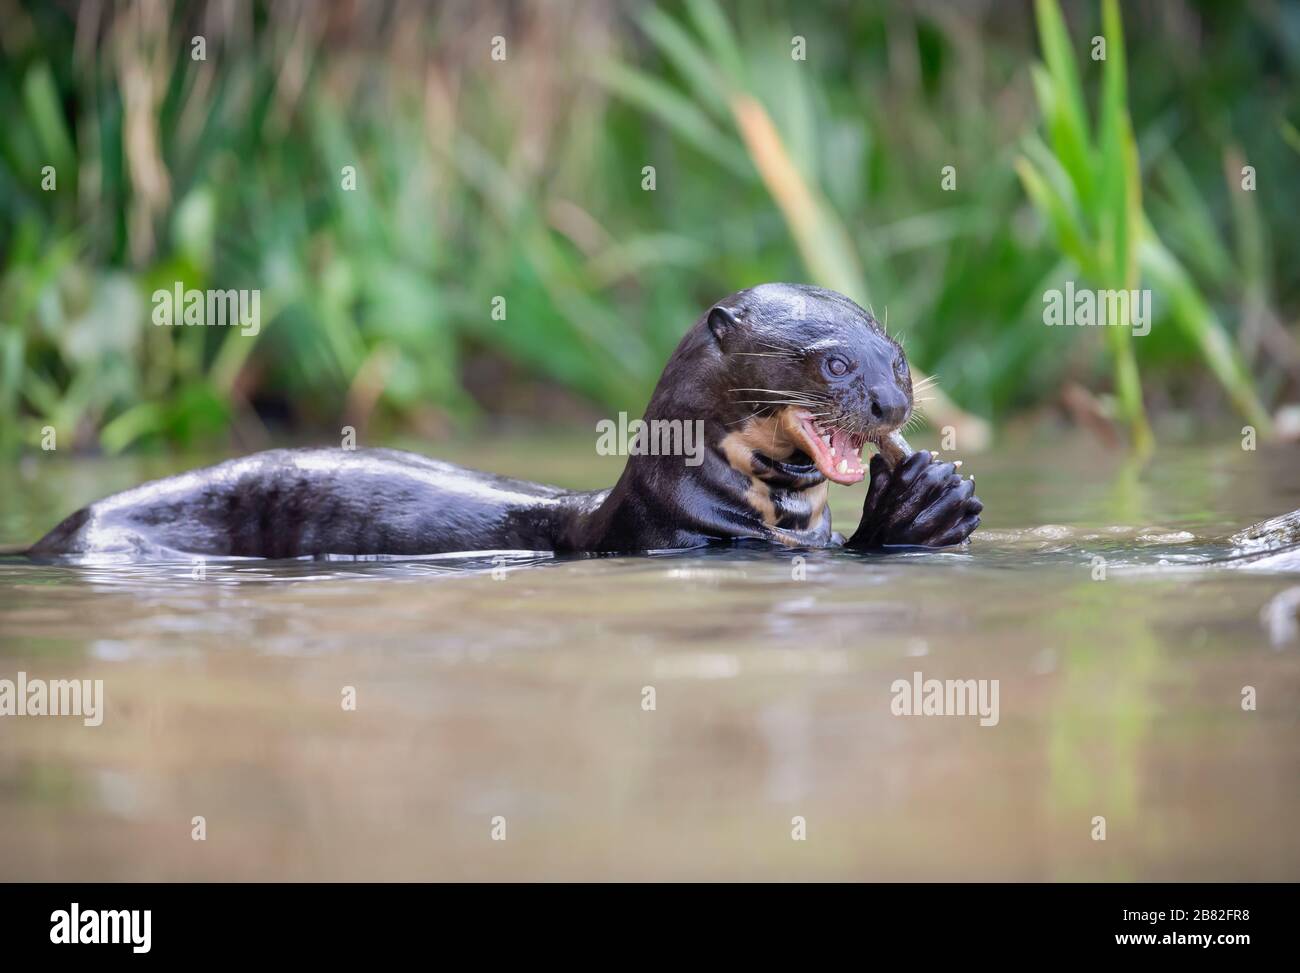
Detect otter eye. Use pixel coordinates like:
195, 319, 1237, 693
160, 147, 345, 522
825, 356, 850, 377
893, 356, 909, 380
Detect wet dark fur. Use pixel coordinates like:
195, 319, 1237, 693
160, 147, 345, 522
30, 284, 981, 559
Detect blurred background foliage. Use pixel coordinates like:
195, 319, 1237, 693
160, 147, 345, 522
0, 0, 1297, 455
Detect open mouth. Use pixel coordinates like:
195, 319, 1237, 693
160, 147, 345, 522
786, 409, 869, 486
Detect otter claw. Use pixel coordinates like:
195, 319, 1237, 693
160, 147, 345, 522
847, 444, 983, 549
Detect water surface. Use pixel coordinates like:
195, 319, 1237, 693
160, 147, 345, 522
2, 432, 1298, 880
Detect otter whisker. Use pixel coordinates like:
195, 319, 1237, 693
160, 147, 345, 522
733, 398, 832, 405
728, 398, 826, 405
752, 340, 805, 356
726, 409, 771, 428
725, 405, 834, 426
729, 388, 829, 397
730, 395, 830, 410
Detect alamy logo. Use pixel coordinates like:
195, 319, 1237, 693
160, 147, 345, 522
1042, 281, 1150, 336
596, 412, 705, 467
0, 672, 103, 726
50, 903, 150, 953
890, 671, 999, 727
152, 283, 261, 336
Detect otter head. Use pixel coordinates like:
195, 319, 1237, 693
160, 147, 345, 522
708, 283, 912, 486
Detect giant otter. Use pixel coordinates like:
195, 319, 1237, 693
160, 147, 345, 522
29, 284, 982, 559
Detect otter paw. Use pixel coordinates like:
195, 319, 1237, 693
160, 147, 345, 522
846, 450, 982, 549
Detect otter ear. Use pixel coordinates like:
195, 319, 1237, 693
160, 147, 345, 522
707, 305, 741, 345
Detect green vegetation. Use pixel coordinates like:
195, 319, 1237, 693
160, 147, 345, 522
1018, 0, 1271, 455
0, 0, 1296, 454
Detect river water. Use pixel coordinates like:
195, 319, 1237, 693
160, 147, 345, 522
1, 432, 1298, 879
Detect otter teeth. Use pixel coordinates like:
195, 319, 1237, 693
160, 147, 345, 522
808, 421, 865, 476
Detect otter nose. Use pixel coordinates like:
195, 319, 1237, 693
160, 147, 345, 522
867, 385, 910, 427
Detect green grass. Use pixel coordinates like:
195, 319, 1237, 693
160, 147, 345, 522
0, 0, 1295, 455
1017, 0, 1271, 454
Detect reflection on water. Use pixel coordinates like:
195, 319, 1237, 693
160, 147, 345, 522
1, 432, 1298, 880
